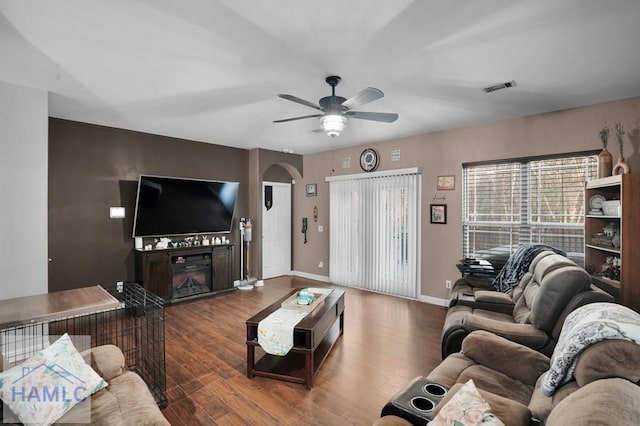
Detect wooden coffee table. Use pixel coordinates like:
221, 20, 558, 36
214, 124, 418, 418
246, 287, 345, 389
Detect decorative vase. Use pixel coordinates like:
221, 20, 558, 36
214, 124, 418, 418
597, 148, 613, 178
612, 156, 631, 175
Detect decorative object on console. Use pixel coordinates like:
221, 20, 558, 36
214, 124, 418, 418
155, 237, 172, 249
597, 121, 612, 178
612, 122, 631, 175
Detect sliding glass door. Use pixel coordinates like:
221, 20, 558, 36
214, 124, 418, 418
328, 168, 421, 298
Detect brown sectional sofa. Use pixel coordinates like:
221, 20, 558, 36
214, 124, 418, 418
377, 330, 640, 425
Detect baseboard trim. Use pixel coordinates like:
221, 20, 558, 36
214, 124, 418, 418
288, 273, 449, 306
418, 295, 449, 307
291, 271, 331, 283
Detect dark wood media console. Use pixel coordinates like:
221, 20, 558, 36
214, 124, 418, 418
135, 244, 234, 303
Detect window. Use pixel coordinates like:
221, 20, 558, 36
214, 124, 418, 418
463, 153, 598, 264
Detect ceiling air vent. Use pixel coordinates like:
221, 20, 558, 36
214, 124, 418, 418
483, 80, 517, 93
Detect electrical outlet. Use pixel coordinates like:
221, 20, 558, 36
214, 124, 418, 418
116, 281, 124, 292
445, 280, 452, 289
319, 261, 324, 268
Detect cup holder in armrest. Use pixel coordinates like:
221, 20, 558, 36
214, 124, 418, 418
381, 377, 449, 424
410, 396, 435, 412
423, 383, 447, 397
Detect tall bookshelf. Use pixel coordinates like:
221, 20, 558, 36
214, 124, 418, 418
585, 174, 640, 312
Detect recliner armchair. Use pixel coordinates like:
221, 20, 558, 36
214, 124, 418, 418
441, 253, 614, 358
450, 244, 566, 307
449, 250, 560, 314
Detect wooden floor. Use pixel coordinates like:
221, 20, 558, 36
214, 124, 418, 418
161, 276, 447, 426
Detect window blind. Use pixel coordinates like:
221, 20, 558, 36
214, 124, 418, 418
328, 169, 421, 298
463, 154, 597, 264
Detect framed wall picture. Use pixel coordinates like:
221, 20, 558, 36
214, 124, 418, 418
437, 175, 455, 190
430, 204, 447, 224
306, 183, 317, 197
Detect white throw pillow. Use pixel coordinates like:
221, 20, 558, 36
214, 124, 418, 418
0, 333, 107, 426
429, 379, 505, 426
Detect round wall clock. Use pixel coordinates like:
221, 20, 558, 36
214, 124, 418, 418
360, 148, 379, 172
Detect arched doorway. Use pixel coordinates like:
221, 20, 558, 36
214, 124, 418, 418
261, 164, 294, 279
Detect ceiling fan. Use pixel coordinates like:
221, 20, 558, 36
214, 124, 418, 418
273, 75, 398, 137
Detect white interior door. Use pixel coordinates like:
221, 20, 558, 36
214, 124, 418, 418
262, 182, 291, 279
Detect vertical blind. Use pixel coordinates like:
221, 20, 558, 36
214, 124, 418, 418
463, 154, 597, 264
328, 169, 421, 299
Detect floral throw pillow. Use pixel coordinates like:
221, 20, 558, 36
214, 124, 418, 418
428, 379, 505, 426
0, 333, 107, 426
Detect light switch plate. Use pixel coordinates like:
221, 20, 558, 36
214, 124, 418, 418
110, 207, 125, 218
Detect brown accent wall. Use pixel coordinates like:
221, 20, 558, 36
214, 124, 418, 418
48, 119, 249, 292
293, 96, 640, 300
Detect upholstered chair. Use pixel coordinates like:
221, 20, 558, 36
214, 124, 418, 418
441, 253, 613, 358
449, 250, 559, 314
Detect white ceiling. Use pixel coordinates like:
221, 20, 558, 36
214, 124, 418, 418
2, 0, 640, 154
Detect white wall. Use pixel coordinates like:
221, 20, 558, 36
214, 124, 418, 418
0, 81, 48, 299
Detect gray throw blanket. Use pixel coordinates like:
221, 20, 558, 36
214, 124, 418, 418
542, 302, 640, 396
491, 244, 565, 293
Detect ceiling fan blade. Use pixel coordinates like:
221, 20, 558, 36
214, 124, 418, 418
346, 111, 398, 123
341, 87, 384, 109
277, 94, 323, 111
273, 114, 323, 123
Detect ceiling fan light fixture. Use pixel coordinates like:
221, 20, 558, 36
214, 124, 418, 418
320, 114, 347, 137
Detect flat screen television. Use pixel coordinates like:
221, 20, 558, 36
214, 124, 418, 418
132, 175, 239, 237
